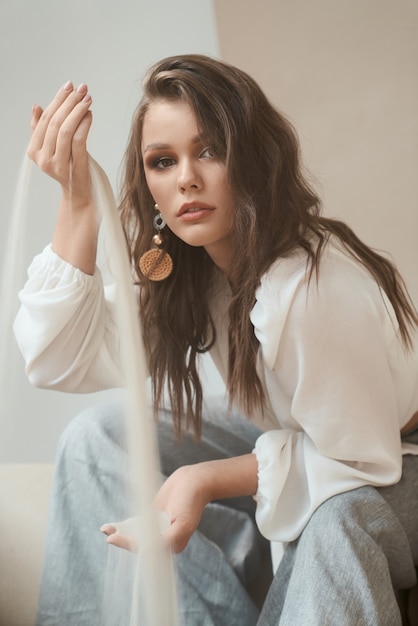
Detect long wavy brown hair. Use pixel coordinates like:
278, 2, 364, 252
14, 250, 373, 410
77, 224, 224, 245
119, 54, 417, 438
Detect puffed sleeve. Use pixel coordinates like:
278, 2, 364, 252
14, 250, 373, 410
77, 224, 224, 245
13, 245, 123, 392
251, 249, 404, 542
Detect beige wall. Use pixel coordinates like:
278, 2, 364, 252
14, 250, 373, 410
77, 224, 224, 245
214, 0, 418, 299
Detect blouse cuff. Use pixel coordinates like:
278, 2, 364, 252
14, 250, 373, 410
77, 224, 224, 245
24, 244, 100, 291
253, 430, 295, 539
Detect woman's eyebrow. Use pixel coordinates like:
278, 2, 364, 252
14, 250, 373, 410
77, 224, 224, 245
143, 142, 171, 153
143, 134, 205, 154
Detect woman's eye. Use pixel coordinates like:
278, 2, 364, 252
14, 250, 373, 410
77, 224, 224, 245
200, 147, 216, 159
152, 157, 176, 170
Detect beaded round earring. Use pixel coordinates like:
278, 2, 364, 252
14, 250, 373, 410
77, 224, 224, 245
139, 204, 173, 281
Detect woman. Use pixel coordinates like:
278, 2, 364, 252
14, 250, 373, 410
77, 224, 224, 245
14, 54, 418, 625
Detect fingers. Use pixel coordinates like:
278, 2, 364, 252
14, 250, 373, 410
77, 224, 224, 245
27, 81, 93, 186
100, 522, 117, 536
100, 512, 172, 553
106, 533, 138, 552
100, 520, 139, 552
29, 81, 89, 152
43, 84, 92, 165
71, 109, 93, 174
30, 104, 43, 131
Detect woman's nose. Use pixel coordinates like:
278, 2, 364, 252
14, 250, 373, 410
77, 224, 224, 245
177, 160, 202, 192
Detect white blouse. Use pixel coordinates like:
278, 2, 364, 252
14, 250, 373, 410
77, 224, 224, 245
13, 242, 418, 544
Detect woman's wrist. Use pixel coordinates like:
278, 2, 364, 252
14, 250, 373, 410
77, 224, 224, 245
52, 194, 99, 274
183, 453, 259, 504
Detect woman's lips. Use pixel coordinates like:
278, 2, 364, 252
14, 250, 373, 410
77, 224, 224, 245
177, 202, 215, 221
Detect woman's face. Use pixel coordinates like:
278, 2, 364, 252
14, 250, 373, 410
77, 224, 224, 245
141, 99, 235, 274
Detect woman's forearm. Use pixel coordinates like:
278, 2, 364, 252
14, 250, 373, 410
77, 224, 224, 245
103, 453, 260, 554
188, 453, 259, 502
52, 194, 99, 275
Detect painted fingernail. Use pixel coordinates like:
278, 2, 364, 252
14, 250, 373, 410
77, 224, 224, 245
82, 94, 92, 104
76, 83, 88, 94
63, 80, 73, 91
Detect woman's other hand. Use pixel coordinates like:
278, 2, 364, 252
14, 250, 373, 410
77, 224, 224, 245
153, 464, 210, 553
100, 454, 258, 554
100, 465, 207, 554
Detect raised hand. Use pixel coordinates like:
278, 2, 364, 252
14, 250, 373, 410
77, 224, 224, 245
27, 82, 99, 273
27, 81, 93, 210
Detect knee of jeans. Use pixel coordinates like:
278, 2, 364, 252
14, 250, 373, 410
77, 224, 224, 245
301, 487, 383, 545
56, 400, 127, 462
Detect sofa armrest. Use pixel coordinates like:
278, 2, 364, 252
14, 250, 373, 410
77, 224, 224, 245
0, 464, 54, 626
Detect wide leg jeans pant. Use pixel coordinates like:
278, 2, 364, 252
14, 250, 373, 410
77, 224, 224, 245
34, 400, 418, 626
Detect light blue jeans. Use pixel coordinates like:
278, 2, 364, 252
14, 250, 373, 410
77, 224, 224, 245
35, 400, 418, 625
